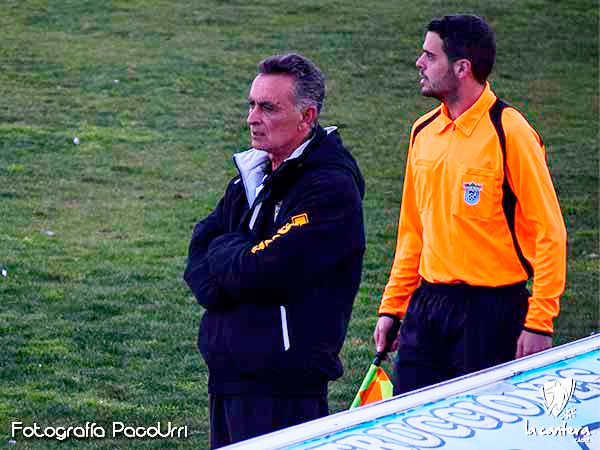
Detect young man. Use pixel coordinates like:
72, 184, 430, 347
184, 53, 365, 448
374, 15, 566, 395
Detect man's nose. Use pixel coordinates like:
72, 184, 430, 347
415, 54, 425, 69
247, 106, 260, 125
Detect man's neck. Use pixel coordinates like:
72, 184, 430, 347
269, 129, 314, 171
270, 154, 288, 172
444, 81, 485, 121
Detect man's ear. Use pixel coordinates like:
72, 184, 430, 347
453, 59, 472, 80
299, 105, 318, 132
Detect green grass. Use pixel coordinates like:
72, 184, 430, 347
0, 1, 598, 448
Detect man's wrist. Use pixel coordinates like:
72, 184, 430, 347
379, 313, 401, 327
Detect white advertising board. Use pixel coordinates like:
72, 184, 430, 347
225, 333, 600, 450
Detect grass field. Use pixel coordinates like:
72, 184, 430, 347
0, 1, 598, 448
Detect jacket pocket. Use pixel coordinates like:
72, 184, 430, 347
452, 166, 501, 219
203, 304, 287, 377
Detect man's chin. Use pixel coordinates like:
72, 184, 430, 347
420, 88, 441, 100
250, 138, 266, 150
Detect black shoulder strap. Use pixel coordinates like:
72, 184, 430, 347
489, 99, 534, 279
411, 110, 441, 146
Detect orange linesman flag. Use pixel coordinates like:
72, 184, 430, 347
350, 364, 393, 409
350, 319, 400, 409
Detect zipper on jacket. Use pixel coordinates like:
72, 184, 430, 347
280, 305, 290, 351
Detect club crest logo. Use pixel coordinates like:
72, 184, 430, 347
542, 378, 576, 417
462, 182, 483, 206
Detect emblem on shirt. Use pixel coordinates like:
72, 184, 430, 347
462, 182, 483, 206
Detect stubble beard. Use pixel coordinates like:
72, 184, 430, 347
420, 69, 459, 102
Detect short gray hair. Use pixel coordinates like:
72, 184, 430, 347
258, 53, 325, 115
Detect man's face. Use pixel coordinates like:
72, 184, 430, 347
415, 31, 459, 100
246, 73, 307, 157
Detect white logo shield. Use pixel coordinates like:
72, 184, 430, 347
542, 378, 576, 417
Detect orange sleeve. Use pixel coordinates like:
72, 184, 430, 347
503, 108, 567, 334
378, 130, 423, 319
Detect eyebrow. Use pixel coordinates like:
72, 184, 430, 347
248, 98, 278, 109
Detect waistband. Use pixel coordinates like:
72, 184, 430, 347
420, 279, 528, 296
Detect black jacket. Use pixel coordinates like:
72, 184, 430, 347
184, 126, 365, 395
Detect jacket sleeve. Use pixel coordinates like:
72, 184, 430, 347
378, 136, 423, 319
504, 108, 567, 334
205, 170, 364, 304
183, 197, 226, 309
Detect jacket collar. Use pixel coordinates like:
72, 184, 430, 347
233, 125, 338, 207
436, 82, 497, 137
283, 125, 338, 164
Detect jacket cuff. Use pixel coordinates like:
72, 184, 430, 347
183, 259, 223, 309
377, 300, 408, 319
523, 297, 559, 335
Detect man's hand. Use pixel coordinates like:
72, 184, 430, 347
373, 315, 401, 354
516, 330, 552, 358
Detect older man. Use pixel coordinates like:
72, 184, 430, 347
184, 53, 365, 448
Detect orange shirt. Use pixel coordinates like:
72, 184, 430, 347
379, 83, 567, 334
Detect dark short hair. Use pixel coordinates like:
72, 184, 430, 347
427, 15, 496, 84
258, 53, 325, 114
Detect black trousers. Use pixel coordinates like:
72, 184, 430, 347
394, 280, 529, 395
209, 393, 328, 449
